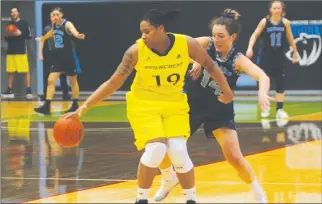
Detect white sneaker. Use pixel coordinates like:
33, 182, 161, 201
1, 89, 14, 99
257, 196, 268, 203
1, 93, 14, 99
25, 93, 33, 99
253, 188, 268, 203
276, 109, 289, 119
261, 119, 271, 130
154, 178, 179, 201
261, 107, 270, 118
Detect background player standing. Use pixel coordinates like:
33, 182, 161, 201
2, 7, 33, 99
40, 11, 70, 101
34, 7, 84, 115
246, 0, 298, 118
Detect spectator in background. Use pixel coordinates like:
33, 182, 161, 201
2, 7, 33, 99
40, 12, 70, 101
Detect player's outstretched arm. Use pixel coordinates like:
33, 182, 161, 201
235, 54, 272, 111
66, 21, 85, 40
36, 30, 54, 42
186, 36, 234, 104
64, 44, 138, 118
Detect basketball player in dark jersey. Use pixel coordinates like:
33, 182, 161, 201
35, 7, 85, 115
41, 11, 70, 101
155, 9, 271, 203
246, 0, 298, 119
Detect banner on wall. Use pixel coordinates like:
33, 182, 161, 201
285, 20, 322, 67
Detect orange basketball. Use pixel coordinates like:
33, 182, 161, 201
53, 117, 84, 148
6, 24, 18, 33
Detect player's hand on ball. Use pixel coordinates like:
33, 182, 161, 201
218, 92, 232, 104
189, 63, 202, 80
63, 104, 88, 119
246, 48, 253, 59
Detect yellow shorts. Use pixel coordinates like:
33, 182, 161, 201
126, 92, 190, 151
6, 54, 29, 73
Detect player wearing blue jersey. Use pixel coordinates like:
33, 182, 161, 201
155, 9, 271, 203
246, 0, 298, 118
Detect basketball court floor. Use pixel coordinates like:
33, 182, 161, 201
1, 99, 321, 203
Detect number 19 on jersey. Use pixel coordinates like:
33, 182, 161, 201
153, 73, 181, 86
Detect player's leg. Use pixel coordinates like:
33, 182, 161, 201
46, 73, 61, 100
23, 72, 32, 99
16, 54, 32, 99
59, 74, 70, 100
126, 93, 168, 203
166, 137, 196, 203
136, 137, 167, 203
275, 63, 288, 119
155, 117, 203, 202
34, 72, 61, 115
42, 63, 50, 101
210, 125, 267, 203
8, 73, 14, 90
64, 58, 80, 113
162, 100, 197, 203
65, 75, 79, 113
2, 55, 16, 99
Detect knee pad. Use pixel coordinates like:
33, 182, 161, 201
140, 142, 167, 168
167, 138, 194, 173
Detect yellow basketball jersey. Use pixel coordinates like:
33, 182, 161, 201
130, 33, 191, 101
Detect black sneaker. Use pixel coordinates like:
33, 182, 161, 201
34, 104, 51, 115
64, 102, 79, 113
40, 95, 46, 101
186, 200, 196, 204
1, 88, 14, 99
135, 199, 148, 204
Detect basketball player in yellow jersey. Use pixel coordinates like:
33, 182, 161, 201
64, 9, 234, 203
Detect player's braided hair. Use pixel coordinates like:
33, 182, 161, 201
141, 9, 180, 30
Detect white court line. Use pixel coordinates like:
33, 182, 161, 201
1, 176, 321, 186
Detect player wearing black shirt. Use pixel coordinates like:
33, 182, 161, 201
2, 7, 33, 99
40, 12, 71, 101
155, 9, 271, 203
35, 7, 85, 115
246, 0, 299, 119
